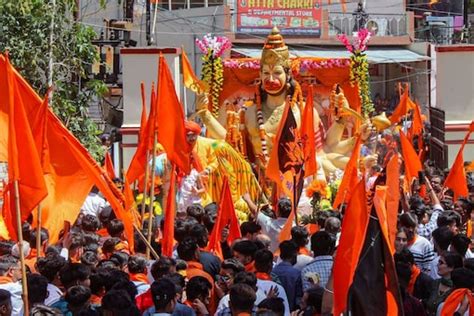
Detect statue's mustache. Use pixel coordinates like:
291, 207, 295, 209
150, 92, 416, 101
264, 80, 282, 91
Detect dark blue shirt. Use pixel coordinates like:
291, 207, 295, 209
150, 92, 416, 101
272, 261, 303, 311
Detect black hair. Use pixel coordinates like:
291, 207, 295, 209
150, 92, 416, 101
0, 289, 10, 306
186, 276, 212, 301
89, 272, 106, 296
310, 231, 335, 256
65, 285, 91, 309
279, 240, 298, 261
111, 280, 138, 301
0, 241, 14, 256
232, 240, 258, 259
464, 258, 474, 272
177, 237, 198, 262
432, 226, 454, 251
107, 219, 125, 238
277, 198, 292, 218
315, 211, 331, 228
304, 286, 324, 313
254, 249, 273, 273
233, 271, 257, 289
395, 261, 412, 289
229, 283, 256, 313
451, 234, 471, 257
102, 237, 121, 255
81, 251, 99, 268
187, 204, 205, 223
128, 256, 147, 274
81, 215, 101, 232
451, 268, 474, 289
134, 230, 147, 254
110, 251, 130, 269
258, 297, 285, 316
27, 273, 49, 306
101, 269, 130, 292
442, 252, 464, 269
0, 255, 18, 275
290, 226, 309, 248
437, 211, 462, 228
151, 278, 177, 311
394, 248, 415, 265
188, 224, 209, 248
241, 222, 262, 237
37, 254, 67, 283
101, 289, 140, 316
151, 256, 176, 281
163, 273, 186, 293
221, 259, 245, 275
399, 212, 418, 229
203, 203, 218, 233
59, 263, 91, 289
29, 228, 49, 249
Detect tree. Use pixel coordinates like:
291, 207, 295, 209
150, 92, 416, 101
0, 0, 107, 160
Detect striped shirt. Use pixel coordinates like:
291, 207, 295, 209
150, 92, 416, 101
408, 235, 435, 274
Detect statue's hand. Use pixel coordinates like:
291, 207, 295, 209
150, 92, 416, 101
196, 93, 209, 111
360, 119, 375, 141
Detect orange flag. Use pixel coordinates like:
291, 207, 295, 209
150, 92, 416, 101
278, 211, 295, 243
127, 83, 157, 184
182, 48, 206, 94
333, 135, 362, 209
207, 178, 242, 259
389, 85, 416, 124
333, 179, 369, 316
399, 130, 422, 185
161, 165, 177, 257
385, 154, 400, 250
123, 175, 141, 227
104, 152, 116, 180
373, 186, 394, 254
444, 121, 474, 201
0, 54, 48, 221
440, 289, 474, 316
408, 103, 424, 151
156, 54, 192, 174
301, 85, 317, 178
139, 82, 148, 142
1, 183, 13, 240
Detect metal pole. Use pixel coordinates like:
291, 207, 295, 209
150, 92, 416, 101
47, 0, 55, 101
146, 0, 151, 45
13, 181, 29, 315
146, 131, 158, 259
36, 204, 42, 260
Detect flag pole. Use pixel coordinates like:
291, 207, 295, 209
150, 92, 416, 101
36, 204, 42, 260
133, 224, 159, 260
13, 181, 29, 315
140, 150, 150, 227
146, 131, 158, 259
293, 174, 298, 226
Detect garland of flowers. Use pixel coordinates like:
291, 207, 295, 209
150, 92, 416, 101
196, 34, 232, 117
337, 29, 374, 117
223, 58, 350, 70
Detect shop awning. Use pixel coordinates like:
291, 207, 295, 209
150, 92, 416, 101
231, 47, 430, 64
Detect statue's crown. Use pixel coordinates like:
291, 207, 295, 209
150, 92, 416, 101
261, 26, 290, 69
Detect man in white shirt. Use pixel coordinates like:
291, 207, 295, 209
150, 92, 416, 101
0, 255, 24, 315
36, 254, 67, 306
80, 186, 109, 217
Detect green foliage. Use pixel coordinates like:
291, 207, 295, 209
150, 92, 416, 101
0, 0, 106, 161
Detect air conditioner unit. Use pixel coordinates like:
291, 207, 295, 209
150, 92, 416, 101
426, 16, 454, 44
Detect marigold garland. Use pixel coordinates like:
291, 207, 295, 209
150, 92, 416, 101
337, 29, 375, 117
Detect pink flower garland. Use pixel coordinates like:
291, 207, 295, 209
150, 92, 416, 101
195, 34, 232, 58
337, 28, 372, 53
223, 58, 349, 70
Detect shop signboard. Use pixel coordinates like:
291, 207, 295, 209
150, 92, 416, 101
236, 0, 323, 37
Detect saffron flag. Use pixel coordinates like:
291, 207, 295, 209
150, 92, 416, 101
301, 86, 317, 178
399, 130, 422, 185
127, 83, 157, 184
444, 121, 474, 201
440, 289, 474, 316
266, 103, 305, 242
332, 135, 362, 209
104, 152, 116, 180
389, 85, 416, 124
207, 178, 242, 260
1, 183, 13, 240
161, 164, 177, 257
385, 155, 400, 250
156, 54, 192, 174
123, 175, 141, 227
408, 103, 424, 152
0, 54, 48, 221
182, 48, 206, 93
333, 180, 370, 315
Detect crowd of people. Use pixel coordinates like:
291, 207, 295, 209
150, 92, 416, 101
0, 153, 473, 316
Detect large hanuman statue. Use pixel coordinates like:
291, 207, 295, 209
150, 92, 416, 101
196, 27, 372, 176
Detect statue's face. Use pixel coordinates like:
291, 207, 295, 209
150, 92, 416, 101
260, 64, 287, 95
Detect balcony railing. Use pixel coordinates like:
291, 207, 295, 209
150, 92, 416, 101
328, 12, 409, 37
